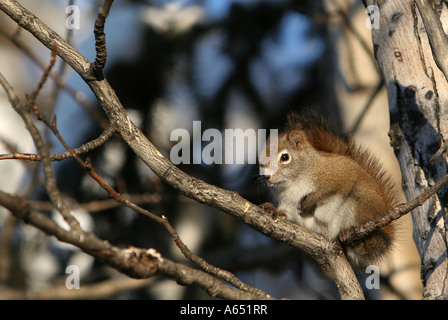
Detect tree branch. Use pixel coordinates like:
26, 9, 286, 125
430, 137, 448, 164
0, 26, 108, 128
0, 69, 82, 234
18, 98, 274, 299
0, 124, 116, 162
0, 190, 269, 300
89, 0, 114, 79
0, 0, 363, 299
30, 193, 162, 212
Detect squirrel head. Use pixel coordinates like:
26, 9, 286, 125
258, 111, 351, 187
258, 128, 319, 187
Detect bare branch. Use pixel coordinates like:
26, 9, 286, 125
30, 105, 273, 299
0, 125, 116, 162
26, 43, 57, 105
430, 138, 448, 164
0, 190, 268, 300
351, 80, 384, 134
90, 0, 114, 79
0, 70, 82, 233
0, 26, 108, 128
0, 215, 15, 283
0, 0, 364, 299
332, 2, 381, 78
30, 193, 162, 212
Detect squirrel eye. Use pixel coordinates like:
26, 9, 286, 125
280, 153, 290, 162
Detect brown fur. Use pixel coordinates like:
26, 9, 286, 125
275, 111, 401, 270
286, 111, 400, 212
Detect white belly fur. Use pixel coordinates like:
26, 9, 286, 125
277, 177, 314, 223
278, 183, 356, 240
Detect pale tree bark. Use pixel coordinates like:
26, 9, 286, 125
364, 0, 448, 299
321, 0, 422, 299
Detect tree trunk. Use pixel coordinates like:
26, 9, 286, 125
322, 0, 422, 299
365, 0, 448, 299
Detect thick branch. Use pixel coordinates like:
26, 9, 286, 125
10, 95, 273, 299
0, 190, 266, 300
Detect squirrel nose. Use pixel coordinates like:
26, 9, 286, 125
263, 175, 271, 180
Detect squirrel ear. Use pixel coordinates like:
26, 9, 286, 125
286, 111, 303, 130
287, 130, 303, 150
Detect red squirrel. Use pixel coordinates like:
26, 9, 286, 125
259, 111, 401, 270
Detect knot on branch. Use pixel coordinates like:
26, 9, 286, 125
101, 246, 161, 279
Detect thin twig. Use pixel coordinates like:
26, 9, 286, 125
0, 125, 116, 162
0, 0, 364, 299
430, 138, 448, 164
90, 0, 114, 79
27, 43, 57, 105
32, 103, 273, 299
0, 70, 82, 233
0, 190, 261, 300
46, 0, 75, 121
0, 215, 15, 283
0, 27, 108, 128
333, 1, 381, 78
30, 193, 162, 212
0, 277, 155, 300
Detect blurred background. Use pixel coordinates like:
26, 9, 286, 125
0, 0, 422, 299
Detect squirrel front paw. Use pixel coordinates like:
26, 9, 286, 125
259, 202, 287, 221
300, 193, 318, 213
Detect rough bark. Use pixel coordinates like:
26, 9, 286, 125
322, 0, 422, 299
364, 0, 448, 299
